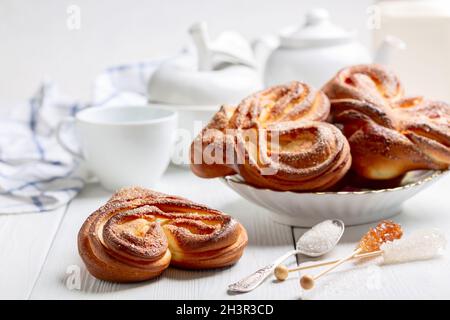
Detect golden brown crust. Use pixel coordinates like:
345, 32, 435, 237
323, 64, 450, 179
234, 121, 352, 191
78, 187, 248, 282
190, 81, 352, 191
229, 81, 330, 127
190, 105, 237, 178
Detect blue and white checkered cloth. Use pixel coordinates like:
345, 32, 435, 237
0, 59, 165, 214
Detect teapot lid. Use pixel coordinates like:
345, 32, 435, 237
280, 8, 355, 48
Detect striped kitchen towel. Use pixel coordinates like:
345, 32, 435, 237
0, 59, 164, 214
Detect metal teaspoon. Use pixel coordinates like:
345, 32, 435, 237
227, 219, 345, 293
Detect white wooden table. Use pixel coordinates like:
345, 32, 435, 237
1, 165, 449, 300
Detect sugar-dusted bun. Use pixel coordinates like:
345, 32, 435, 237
78, 187, 248, 282
323, 64, 450, 179
190, 81, 352, 191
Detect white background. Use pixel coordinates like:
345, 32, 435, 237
0, 0, 373, 105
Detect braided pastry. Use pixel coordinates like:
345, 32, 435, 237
78, 187, 248, 282
191, 81, 352, 191
323, 64, 450, 180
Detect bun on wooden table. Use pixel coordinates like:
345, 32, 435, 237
78, 187, 248, 282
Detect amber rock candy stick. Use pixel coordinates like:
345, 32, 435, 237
358, 220, 403, 253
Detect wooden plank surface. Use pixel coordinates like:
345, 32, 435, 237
0, 205, 67, 299
4, 166, 449, 299
30, 166, 300, 299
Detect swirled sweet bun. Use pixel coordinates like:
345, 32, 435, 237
323, 64, 450, 180
190, 81, 352, 191
78, 187, 248, 282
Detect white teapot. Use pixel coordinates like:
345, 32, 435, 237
147, 22, 262, 167
148, 22, 262, 106
256, 8, 405, 88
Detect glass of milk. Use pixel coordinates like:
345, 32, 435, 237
374, 0, 450, 101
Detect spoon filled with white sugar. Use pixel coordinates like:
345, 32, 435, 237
228, 219, 344, 293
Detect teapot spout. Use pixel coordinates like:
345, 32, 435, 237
189, 21, 212, 71
373, 35, 406, 65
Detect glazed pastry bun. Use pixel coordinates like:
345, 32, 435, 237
323, 64, 450, 180
78, 187, 248, 282
191, 81, 352, 191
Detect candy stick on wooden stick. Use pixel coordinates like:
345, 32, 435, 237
277, 228, 446, 283
299, 220, 403, 290
300, 248, 363, 290
274, 250, 382, 281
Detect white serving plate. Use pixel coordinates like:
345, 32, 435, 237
222, 170, 448, 227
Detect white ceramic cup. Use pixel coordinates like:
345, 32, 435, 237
57, 106, 177, 191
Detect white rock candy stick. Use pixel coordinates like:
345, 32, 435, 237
381, 229, 446, 264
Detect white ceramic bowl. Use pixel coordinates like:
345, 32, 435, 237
222, 170, 448, 227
